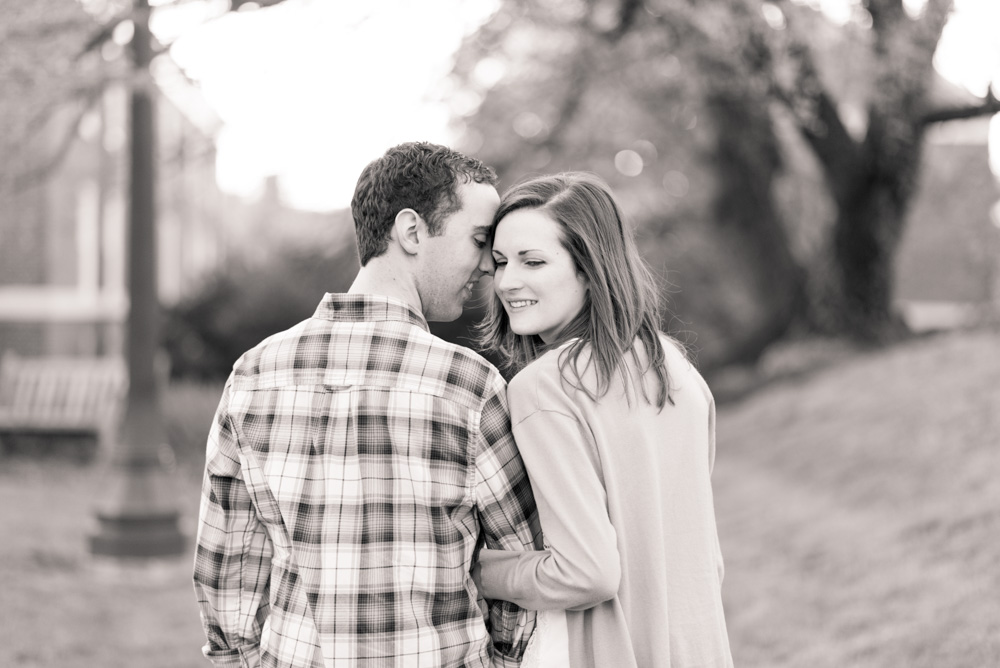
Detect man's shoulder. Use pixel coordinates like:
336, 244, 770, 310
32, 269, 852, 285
229, 316, 505, 408
230, 318, 312, 378
414, 328, 507, 406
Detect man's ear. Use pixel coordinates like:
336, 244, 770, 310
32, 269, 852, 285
393, 208, 423, 256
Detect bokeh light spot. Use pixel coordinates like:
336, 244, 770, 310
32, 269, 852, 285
513, 112, 545, 139
633, 139, 658, 164
615, 150, 644, 177
761, 3, 786, 30
451, 90, 484, 117
661, 54, 681, 78
473, 57, 507, 89
662, 170, 690, 198
112, 19, 135, 45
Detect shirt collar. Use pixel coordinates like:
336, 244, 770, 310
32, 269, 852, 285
313, 293, 429, 331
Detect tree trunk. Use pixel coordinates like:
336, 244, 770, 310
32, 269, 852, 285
831, 178, 910, 341
704, 92, 807, 367
823, 112, 926, 342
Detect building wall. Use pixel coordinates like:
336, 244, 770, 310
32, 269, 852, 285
0, 82, 225, 359
894, 116, 1000, 329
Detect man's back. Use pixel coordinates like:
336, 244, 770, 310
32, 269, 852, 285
194, 293, 538, 668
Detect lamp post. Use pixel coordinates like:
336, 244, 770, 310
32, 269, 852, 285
89, 0, 185, 558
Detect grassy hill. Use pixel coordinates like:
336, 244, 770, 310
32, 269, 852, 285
713, 329, 1000, 667
0, 329, 997, 666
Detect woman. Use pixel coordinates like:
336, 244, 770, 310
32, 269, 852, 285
474, 173, 733, 667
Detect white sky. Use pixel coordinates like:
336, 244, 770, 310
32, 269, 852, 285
155, 0, 1000, 212
159, 0, 497, 211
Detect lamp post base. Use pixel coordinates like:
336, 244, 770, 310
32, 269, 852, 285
88, 449, 188, 558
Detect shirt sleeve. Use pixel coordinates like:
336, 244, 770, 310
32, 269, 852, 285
475, 403, 621, 612
473, 375, 543, 667
192, 379, 273, 667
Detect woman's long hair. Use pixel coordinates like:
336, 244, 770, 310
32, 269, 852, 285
479, 172, 675, 409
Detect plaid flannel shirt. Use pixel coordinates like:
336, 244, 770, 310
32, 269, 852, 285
193, 293, 540, 668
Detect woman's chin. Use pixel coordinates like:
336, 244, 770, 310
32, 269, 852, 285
509, 324, 539, 338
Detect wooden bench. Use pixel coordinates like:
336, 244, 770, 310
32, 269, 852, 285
0, 353, 127, 459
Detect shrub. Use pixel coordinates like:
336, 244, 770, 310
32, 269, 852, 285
163, 246, 359, 380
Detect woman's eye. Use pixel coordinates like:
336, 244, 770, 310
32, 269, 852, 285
524, 260, 544, 267
474, 238, 487, 248
493, 259, 507, 267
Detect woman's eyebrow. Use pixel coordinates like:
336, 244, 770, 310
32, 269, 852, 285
493, 247, 543, 256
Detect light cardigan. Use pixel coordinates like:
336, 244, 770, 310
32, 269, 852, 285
476, 337, 734, 668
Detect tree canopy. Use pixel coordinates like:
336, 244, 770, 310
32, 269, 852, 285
450, 0, 998, 364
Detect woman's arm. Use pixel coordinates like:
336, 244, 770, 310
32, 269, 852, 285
474, 408, 620, 611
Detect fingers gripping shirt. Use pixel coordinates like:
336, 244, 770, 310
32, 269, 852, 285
192, 293, 540, 668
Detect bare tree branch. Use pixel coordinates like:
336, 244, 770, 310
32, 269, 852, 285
765, 14, 864, 202
598, 0, 644, 42
537, 0, 659, 155
866, 0, 907, 36
20, 78, 107, 134
533, 41, 594, 155
1, 85, 104, 195
76, 20, 119, 60
911, 0, 953, 61
921, 87, 1000, 124
3, 17, 94, 41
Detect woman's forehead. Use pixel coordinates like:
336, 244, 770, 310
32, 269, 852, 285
494, 208, 563, 250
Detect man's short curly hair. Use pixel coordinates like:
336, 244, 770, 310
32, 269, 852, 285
350, 142, 499, 266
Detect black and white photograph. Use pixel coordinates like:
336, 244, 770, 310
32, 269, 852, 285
1, 0, 998, 666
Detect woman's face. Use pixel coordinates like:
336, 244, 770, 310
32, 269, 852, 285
491, 207, 589, 344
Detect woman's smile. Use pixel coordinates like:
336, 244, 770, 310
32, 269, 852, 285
507, 299, 538, 310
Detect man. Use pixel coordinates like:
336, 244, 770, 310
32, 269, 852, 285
193, 142, 540, 668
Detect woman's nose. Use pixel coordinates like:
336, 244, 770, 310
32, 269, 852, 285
495, 265, 521, 293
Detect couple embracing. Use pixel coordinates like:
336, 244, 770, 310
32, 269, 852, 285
192, 142, 734, 668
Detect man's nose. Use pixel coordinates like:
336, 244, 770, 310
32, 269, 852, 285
478, 247, 495, 277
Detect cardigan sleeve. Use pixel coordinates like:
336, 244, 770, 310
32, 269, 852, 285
474, 405, 621, 612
